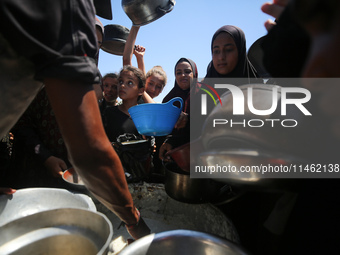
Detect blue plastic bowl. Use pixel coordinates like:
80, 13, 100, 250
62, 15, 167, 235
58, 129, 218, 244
128, 97, 183, 136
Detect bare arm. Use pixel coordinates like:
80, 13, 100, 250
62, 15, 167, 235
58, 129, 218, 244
44, 79, 150, 239
134, 45, 146, 75
123, 25, 140, 67
142, 91, 155, 103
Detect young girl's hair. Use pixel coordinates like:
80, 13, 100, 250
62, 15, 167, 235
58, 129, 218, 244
146, 65, 167, 88
120, 65, 146, 88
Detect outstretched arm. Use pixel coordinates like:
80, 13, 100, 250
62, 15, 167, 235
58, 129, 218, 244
134, 45, 146, 75
44, 78, 150, 239
123, 25, 140, 67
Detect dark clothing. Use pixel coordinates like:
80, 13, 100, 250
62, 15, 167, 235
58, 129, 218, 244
162, 83, 190, 108
103, 106, 141, 142
103, 106, 153, 182
205, 25, 257, 79
12, 88, 68, 164
162, 58, 199, 148
0, 0, 101, 140
163, 57, 198, 106
261, 2, 311, 78
0, 0, 100, 84
8, 88, 70, 189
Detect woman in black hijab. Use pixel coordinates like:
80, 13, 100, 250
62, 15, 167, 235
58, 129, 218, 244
162, 57, 198, 106
158, 58, 199, 161
205, 25, 257, 79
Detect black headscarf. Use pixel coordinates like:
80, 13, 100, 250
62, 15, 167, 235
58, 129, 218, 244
205, 25, 256, 79
162, 57, 198, 105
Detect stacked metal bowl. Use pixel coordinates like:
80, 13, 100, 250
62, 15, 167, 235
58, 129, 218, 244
0, 188, 113, 255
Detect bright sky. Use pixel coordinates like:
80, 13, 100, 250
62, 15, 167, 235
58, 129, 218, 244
97, 0, 271, 102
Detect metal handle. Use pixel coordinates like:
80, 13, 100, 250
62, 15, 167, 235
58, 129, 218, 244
157, 0, 175, 14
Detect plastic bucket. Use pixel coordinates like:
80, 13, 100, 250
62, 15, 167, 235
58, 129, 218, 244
128, 97, 183, 136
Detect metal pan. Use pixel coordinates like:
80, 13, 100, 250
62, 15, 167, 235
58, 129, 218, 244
0, 187, 96, 227
101, 24, 130, 56
0, 208, 112, 255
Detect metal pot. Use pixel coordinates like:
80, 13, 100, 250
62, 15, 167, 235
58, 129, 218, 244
119, 230, 248, 255
164, 162, 241, 204
101, 24, 130, 56
122, 0, 176, 26
198, 82, 340, 189
0, 208, 112, 255
201, 82, 339, 164
0, 188, 96, 227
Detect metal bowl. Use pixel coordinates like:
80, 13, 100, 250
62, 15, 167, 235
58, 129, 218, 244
62, 167, 86, 190
122, 0, 176, 26
0, 188, 96, 227
199, 149, 303, 191
119, 229, 249, 255
101, 24, 130, 56
0, 208, 113, 255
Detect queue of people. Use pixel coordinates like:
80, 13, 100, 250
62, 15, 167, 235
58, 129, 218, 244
0, 0, 340, 253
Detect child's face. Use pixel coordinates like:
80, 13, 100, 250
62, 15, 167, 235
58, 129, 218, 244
118, 71, 143, 100
102, 77, 118, 102
145, 73, 164, 98
212, 32, 239, 75
175, 62, 194, 90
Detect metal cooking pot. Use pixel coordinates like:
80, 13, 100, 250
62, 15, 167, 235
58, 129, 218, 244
0, 208, 112, 255
119, 230, 249, 255
164, 162, 241, 204
0, 188, 96, 227
122, 0, 176, 26
101, 24, 130, 56
201, 83, 340, 164
199, 149, 303, 191
198, 82, 340, 189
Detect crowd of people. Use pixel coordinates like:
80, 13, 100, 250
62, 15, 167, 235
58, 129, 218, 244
0, 0, 340, 253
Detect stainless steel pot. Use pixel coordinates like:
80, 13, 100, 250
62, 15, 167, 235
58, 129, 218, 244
201, 83, 339, 164
101, 24, 130, 56
122, 0, 176, 26
0, 188, 96, 227
119, 230, 249, 255
198, 82, 340, 189
164, 162, 242, 204
0, 208, 113, 255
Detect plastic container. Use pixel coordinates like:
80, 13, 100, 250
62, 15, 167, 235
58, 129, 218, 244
128, 97, 183, 136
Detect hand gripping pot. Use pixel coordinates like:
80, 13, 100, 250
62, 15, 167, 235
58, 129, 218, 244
128, 97, 183, 136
